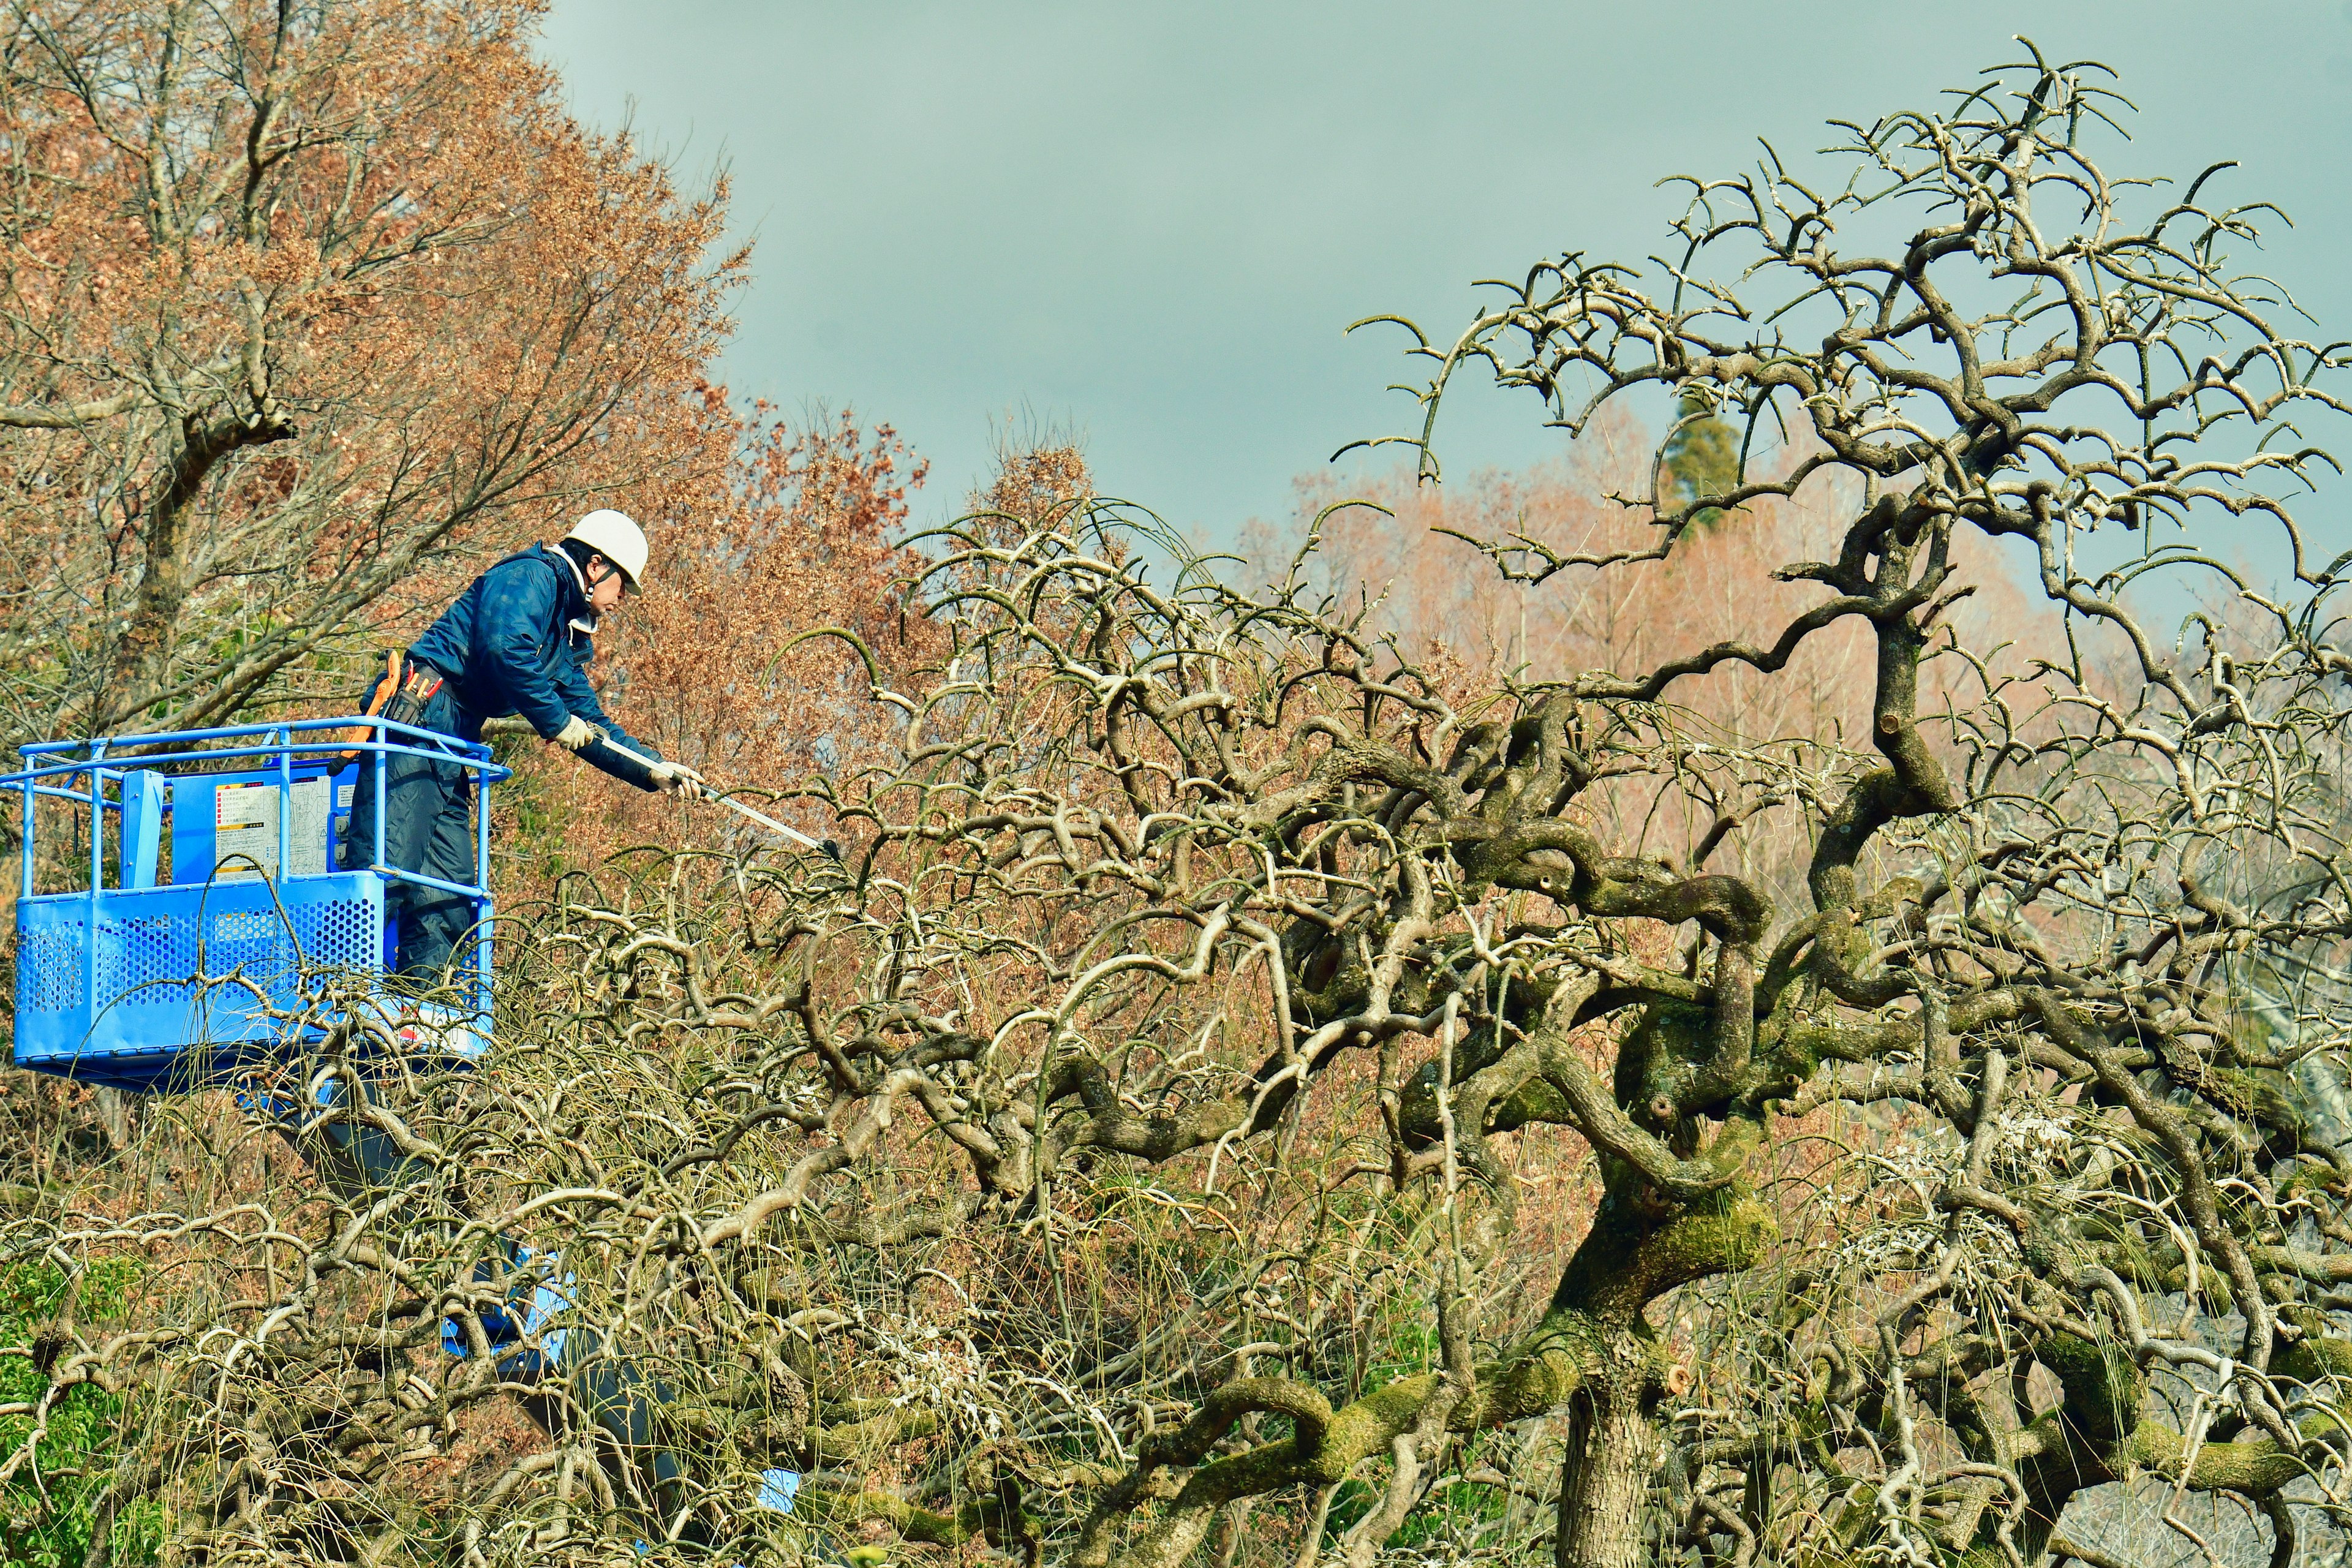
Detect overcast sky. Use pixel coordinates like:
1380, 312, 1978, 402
539, 1, 2352, 537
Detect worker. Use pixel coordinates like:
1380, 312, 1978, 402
344, 509, 703, 980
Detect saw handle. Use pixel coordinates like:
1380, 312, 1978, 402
581, 728, 839, 859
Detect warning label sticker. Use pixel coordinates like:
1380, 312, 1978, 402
212, 778, 330, 880
213, 783, 278, 880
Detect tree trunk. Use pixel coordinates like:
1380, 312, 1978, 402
94, 1087, 130, 1153
1555, 1376, 1655, 1568
102, 407, 294, 729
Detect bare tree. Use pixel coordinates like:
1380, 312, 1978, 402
17, 45, 2352, 1568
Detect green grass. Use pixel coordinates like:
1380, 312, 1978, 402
1, 1260, 162, 1568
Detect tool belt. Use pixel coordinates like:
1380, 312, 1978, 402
336, 652, 446, 763
383, 661, 445, 729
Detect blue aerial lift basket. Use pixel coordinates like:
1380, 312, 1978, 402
5, 715, 508, 1091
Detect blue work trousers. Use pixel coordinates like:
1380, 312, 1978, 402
341, 680, 480, 982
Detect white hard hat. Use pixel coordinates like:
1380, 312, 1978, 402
564, 509, 649, 590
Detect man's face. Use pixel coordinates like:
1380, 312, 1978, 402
587, 556, 629, 614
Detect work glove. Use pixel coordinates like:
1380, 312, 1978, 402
552, 715, 597, 752
648, 760, 707, 800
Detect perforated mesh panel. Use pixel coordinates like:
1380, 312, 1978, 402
194, 900, 375, 995
293, 898, 379, 974
205, 908, 277, 988
96, 911, 200, 1011
19, 878, 383, 1011
211, 910, 277, 946
17, 925, 83, 1015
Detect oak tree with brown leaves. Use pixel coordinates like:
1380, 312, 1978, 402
0, 0, 739, 755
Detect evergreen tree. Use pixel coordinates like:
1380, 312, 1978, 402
1659, 383, 1740, 524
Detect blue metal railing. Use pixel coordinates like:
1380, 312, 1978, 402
5, 715, 511, 1090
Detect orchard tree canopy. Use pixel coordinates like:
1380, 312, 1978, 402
12, 41, 2352, 1568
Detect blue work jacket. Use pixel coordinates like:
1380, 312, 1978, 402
407, 543, 663, 790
